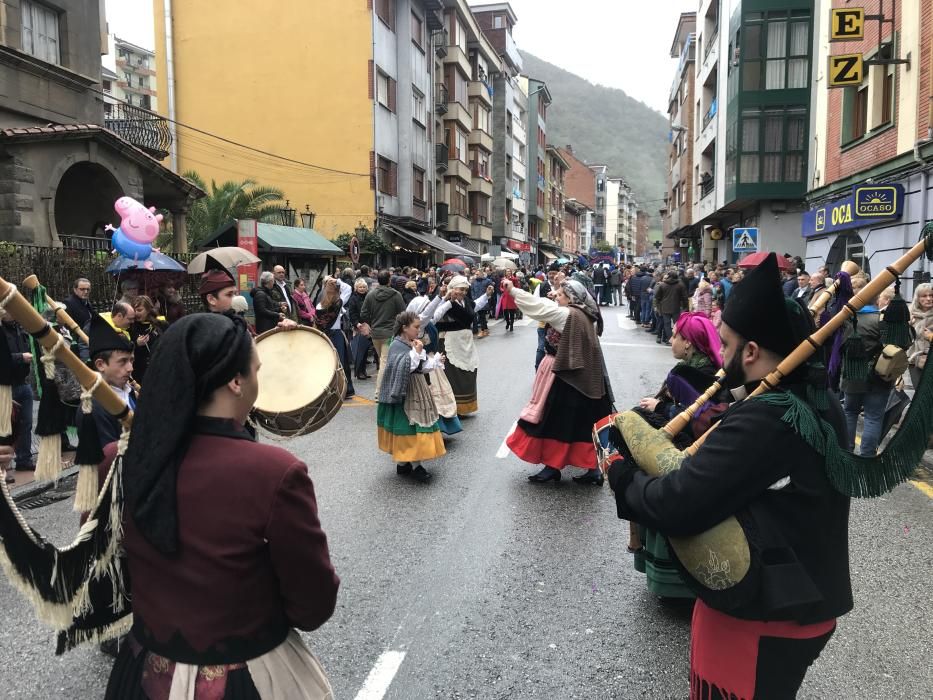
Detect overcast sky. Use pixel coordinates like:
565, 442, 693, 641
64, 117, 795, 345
106, 0, 696, 114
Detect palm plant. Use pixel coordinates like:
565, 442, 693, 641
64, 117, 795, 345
183, 171, 287, 247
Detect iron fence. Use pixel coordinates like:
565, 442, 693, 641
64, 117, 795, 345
0, 239, 202, 311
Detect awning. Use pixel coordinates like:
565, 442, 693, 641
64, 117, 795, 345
542, 251, 557, 261
384, 223, 476, 257
202, 221, 343, 256
667, 224, 699, 240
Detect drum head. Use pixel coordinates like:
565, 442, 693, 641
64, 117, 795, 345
254, 326, 338, 414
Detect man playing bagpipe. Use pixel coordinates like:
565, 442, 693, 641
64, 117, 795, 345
608, 254, 853, 698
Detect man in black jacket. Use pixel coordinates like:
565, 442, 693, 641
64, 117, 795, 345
1, 317, 34, 474
251, 271, 283, 334
64, 277, 93, 330
610, 254, 851, 699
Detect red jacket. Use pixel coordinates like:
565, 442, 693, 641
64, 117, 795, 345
110, 418, 339, 664
499, 278, 518, 311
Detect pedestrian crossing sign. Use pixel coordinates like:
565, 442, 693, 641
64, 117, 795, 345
732, 227, 759, 253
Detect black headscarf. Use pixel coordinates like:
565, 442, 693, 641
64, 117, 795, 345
123, 312, 253, 556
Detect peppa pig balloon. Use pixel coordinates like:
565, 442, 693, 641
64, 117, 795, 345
108, 196, 163, 262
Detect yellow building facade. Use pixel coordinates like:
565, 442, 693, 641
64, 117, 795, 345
152, 0, 375, 239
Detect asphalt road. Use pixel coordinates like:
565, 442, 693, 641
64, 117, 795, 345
1, 304, 931, 699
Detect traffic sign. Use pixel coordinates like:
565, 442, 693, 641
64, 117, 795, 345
732, 227, 759, 253
828, 53, 863, 87
349, 236, 360, 263
830, 8, 864, 41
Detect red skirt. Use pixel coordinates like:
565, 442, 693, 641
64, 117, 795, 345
506, 425, 596, 469
690, 599, 836, 700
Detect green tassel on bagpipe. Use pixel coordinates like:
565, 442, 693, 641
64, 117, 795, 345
880, 321, 913, 350
753, 369, 933, 497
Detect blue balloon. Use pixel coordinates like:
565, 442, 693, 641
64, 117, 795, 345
111, 228, 152, 261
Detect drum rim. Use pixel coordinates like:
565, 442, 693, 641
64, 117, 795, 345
253, 325, 340, 413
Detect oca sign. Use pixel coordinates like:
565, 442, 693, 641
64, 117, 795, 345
802, 184, 904, 238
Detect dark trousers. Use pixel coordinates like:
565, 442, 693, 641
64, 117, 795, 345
473, 309, 488, 333
660, 312, 680, 342
503, 309, 517, 330
326, 329, 355, 396
535, 327, 547, 370
350, 333, 374, 377
12, 383, 33, 468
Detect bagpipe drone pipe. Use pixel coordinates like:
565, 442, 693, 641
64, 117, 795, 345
601, 228, 933, 609
0, 275, 132, 653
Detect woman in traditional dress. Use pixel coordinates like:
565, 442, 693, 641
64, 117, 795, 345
407, 294, 462, 436
502, 278, 613, 484
433, 275, 490, 416
376, 311, 447, 483
314, 277, 354, 400
631, 311, 727, 599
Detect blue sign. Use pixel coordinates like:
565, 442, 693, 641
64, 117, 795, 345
802, 183, 905, 238
732, 227, 759, 253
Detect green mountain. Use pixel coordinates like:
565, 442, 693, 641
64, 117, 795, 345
521, 52, 669, 217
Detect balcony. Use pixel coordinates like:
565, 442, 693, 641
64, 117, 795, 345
470, 174, 493, 197
468, 80, 493, 107
443, 46, 472, 79
481, 26, 523, 73
432, 28, 448, 57
424, 2, 444, 32
435, 143, 448, 172
511, 222, 526, 241
469, 128, 493, 152
703, 98, 717, 128
104, 103, 172, 160
512, 158, 526, 180
512, 194, 526, 214
435, 83, 448, 115
670, 33, 696, 103
512, 119, 527, 145
700, 175, 715, 199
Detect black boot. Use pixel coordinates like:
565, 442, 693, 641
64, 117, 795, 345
411, 464, 432, 483
397, 462, 412, 476
572, 468, 604, 485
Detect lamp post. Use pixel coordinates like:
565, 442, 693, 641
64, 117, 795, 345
280, 199, 296, 227
300, 204, 316, 229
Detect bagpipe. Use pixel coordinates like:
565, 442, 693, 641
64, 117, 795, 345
0, 274, 133, 652
595, 227, 933, 603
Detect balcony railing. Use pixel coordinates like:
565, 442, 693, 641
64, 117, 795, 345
433, 29, 448, 57
435, 143, 448, 172
104, 103, 172, 160
703, 98, 717, 128
435, 83, 449, 115
700, 176, 715, 199
704, 29, 719, 60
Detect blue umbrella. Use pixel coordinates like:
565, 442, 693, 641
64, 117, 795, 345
106, 251, 186, 274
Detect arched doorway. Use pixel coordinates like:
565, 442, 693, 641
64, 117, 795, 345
826, 232, 870, 277
54, 162, 123, 240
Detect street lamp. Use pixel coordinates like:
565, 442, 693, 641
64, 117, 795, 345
279, 199, 296, 227
300, 204, 316, 229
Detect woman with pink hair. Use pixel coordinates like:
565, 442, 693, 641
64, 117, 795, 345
630, 311, 730, 599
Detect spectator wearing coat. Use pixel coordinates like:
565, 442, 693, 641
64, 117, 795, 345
251, 272, 282, 335
291, 278, 316, 326
654, 271, 689, 344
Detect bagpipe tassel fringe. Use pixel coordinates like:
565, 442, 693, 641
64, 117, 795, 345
0, 384, 11, 437
72, 464, 99, 514
34, 433, 61, 483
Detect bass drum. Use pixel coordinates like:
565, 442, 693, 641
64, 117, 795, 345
252, 325, 346, 437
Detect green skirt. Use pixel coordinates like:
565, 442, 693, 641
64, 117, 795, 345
634, 527, 695, 599
377, 402, 446, 463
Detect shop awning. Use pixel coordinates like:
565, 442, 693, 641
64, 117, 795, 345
202, 221, 343, 256
384, 223, 476, 257
542, 251, 557, 261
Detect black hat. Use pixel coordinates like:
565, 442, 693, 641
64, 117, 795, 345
88, 313, 132, 358
721, 253, 797, 357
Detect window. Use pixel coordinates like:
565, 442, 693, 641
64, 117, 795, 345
124, 72, 133, 84
376, 71, 396, 112
739, 107, 806, 183
412, 89, 426, 125
494, 15, 505, 29
21, 0, 59, 65
470, 148, 490, 178
445, 65, 469, 107
470, 193, 489, 225
742, 10, 810, 91
451, 180, 469, 216
411, 122, 426, 166
448, 128, 468, 162
472, 101, 490, 133
411, 12, 423, 49
880, 70, 894, 126
413, 167, 425, 203
449, 13, 467, 53
376, 0, 395, 31
842, 85, 869, 144
377, 156, 397, 195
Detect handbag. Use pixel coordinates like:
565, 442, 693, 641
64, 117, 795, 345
874, 344, 908, 383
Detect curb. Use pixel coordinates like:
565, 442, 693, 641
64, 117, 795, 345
11, 465, 79, 502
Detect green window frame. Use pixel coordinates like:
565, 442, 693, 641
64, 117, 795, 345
738, 106, 807, 184
742, 9, 811, 92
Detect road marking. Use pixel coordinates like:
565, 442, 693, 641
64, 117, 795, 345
601, 342, 666, 349
353, 650, 406, 700
909, 480, 933, 499
344, 396, 376, 407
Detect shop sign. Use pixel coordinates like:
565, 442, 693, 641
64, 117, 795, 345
236, 219, 259, 291
802, 183, 904, 238
507, 240, 523, 251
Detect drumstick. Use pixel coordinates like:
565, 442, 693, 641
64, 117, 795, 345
22, 274, 90, 345
0, 275, 132, 426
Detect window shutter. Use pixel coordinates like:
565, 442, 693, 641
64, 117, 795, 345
370, 151, 376, 190
368, 61, 374, 100
390, 161, 398, 196
388, 78, 397, 113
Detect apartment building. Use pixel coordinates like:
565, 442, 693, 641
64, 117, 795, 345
664, 12, 698, 262
433, 1, 502, 255
589, 164, 609, 246
563, 198, 589, 257
691, 0, 814, 265
804, 0, 931, 293
542, 145, 569, 262
523, 76, 552, 264
558, 145, 597, 252
106, 36, 158, 111
471, 3, 527, 255
0, 0, 197, 246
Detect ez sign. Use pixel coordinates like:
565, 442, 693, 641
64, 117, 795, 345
830, 8, 864, 41
828, 53, 863, 88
